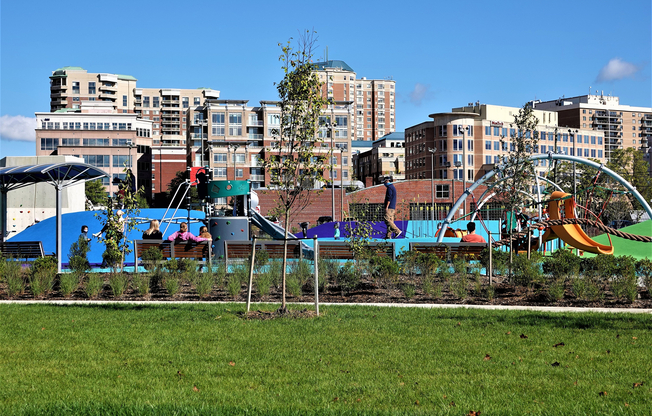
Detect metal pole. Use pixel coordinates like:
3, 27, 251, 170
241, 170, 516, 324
340, 150, 344, 222
569, 129, 577, 198
331, 123, 334, 222
429, 148, 436, 221
488, 231, 492, 286
56, 184, 62, 273
313, 236, 319, 316
246, 237, 257, 312
462, 127, 466, 217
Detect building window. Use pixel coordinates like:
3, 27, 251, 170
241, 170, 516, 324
143, 97, 150, 107
88, 82, 96, 94
123, 95, 127, 106
214, 167, 227, 177
485, 126, 491, 136
153, 97, 160, 108
228, 113, 242, 136
72, 82, 80, 94
194, 97, 201, 105
61, 138, 80, 146
214, 153, 227, 163
83, 155, 110, 167
236, 168, 243, 178
436, 185, 449, 199
112, 155, 130, 168
212, 113, 225, 136
183, 97, 189, 108
485, 141, 491, 150
40, 138, 58, 150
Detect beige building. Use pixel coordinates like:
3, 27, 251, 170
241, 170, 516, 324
35, 102, 153, 197
314, 60, 395, 142
405, 102, 606, 183
353, 132, 405, 186
533, 94, 652, 174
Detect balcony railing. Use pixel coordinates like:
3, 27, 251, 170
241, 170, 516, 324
249, 174, 265, 181
190, 133, 208, 139
248, 133, 263, 140
247, 119, 264, 126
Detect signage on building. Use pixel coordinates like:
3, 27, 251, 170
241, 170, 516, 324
490, 121, 504, 127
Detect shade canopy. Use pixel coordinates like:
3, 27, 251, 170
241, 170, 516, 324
0, 162, 108, 272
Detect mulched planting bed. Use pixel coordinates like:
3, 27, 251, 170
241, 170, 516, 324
2, 274, 651, 309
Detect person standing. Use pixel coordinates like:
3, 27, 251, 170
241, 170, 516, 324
383, 176, 401, 239
461, 222, 486, 243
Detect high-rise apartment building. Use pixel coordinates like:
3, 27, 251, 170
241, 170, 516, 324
314, 60, 395, 142
405, 103, 606, 184
533, 94, 651, 169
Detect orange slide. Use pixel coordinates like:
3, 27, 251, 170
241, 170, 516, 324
546, 191, 614, 255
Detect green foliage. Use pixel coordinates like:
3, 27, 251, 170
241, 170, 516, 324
84, 273, 104, 298
611, 256, 637, 303
32, 256, 57, 276
344, 220, 375, 260
636, 258, 652, 293
254, 271, 273, 298
68, 236, 91, 274
132, 273, 150, 297
194, 271, 215, 299
85, 179, 107, 208
337, 261, 360, 295
3, 259, 25, 297
164, 275, 180, 297
108, 273, 129, 298
512, 252, 544, 289
543, 249, 581, 279
547, 277, 566, 302
371, 255, 400, 287
163, 259, 179, 274
29, 259, 56, 298
59, 272, 82, 298
397, 250, 421, 281
400, 283, 416, 300
226, 263, 248, 298
450, 273, 468, 300
317, 256, 336, 289
289, 259, 312, 287
141, 247, 163, 271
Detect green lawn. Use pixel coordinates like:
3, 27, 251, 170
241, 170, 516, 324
1, 303, 650, 415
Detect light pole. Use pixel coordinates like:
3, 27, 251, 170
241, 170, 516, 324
340, 148, 344, 222
568, 128, 578, 197
126, 140, 135, 193
428, 147, 437, 221
454, 161, 462, 219
229, 143, 240, 180
460, 125, 469, 217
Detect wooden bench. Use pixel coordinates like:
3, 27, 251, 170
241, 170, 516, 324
317, 241, 395, 261
0, 241, 50, 260
224, 240, 303, 267
133, 240, 211, 270
408, 242, 487, 262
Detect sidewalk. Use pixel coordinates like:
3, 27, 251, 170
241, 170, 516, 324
1, 300, 650, 314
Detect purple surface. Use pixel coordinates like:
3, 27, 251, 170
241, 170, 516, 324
302, 221, 408, 239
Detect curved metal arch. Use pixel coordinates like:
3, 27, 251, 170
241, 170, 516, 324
437, 153, 652, 243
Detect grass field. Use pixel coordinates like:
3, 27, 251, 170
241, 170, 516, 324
1, 303, 650, 415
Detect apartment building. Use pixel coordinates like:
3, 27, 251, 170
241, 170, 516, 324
353, 132, 405, 187
314, 60, 396, 142
533, 94, 652, 174
186, 99, 354, 190
35, 102, 153, 197
405, 103, 606, 184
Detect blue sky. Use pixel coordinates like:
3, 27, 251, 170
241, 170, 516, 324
1, 0, 650, 157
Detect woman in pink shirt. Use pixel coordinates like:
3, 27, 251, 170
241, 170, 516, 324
167, 222, 207, 242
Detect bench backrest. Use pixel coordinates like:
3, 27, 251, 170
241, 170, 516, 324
318, 241, 395, 261
409, 242, 486, 262
0, 241, 45, 260
133, 240, 210, 265
224, 240, 303, 264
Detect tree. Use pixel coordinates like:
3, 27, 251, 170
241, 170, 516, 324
85, 179, 107, 210
607, 147, 652, 208
495, 103, 540, 227
261, 31, 328, 312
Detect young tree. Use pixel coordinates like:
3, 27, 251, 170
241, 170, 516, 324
496, 102, 540, 229
262, 31, 328, 312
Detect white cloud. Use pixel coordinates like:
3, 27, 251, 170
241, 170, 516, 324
408, 83, 434, 106
0, 115, 37, 142
596, 58, 640, 82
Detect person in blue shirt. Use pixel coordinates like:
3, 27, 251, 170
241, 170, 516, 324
383, 176, 401, 239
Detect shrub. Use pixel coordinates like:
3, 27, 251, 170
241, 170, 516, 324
85, 273, 104, 298
68, 236, 91, 274
485, 284, 495, 301
480, 248, 509, 276
286, 273, 303, 297
397, 250, 421, 281
102, 248, 123, 271
451, 273, 468, 300
401, 283, 416, 300
212, 260, 228, 288
4, 259, 25, 297
141, 247, 163, 271
512, 252, 544, 290
371, 256, 400, 288
132, 273, 150, 297
290, 259, 312, 287
59, 272, 82, 297
337, 261, 360, 295
265, 259, 284, 288
635, 259, 652, 294
547, 277, 566, 302
255, 271, 273, 298
195, 271, 215, 299
29, 260, 56, 298
181, 259, 200, 284
611, 256, 637, 303
418, 253, 443, 282
543, 249, 580, 279
164, 275, 180, 297
108, 273, 129, 298
163, 259, 179, 274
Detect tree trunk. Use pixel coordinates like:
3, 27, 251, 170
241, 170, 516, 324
280, 213, 290, 313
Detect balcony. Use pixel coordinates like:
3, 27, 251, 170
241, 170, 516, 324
99, 92, 116, 99
594, 111, 608, 118
50, 85, 66, 92
162, 99, 180, 104
191, 118, 207, 126
249, 174, 265, 181
99, 84, 117, 92
50, 91, 67, 99
643, 120, 652, 127
191, 133, 207, 139
248, 133, 263, 140
161, 119, 180, 124
247, 119, 264, 126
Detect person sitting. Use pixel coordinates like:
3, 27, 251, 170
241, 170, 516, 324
167, 222, 207, 242
142, 220, 163, 240
461, 222, 487, 243
199, 226, 212, 240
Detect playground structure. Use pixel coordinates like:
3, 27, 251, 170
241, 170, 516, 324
3, 153, 652, 269
437, 153, 652, 256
